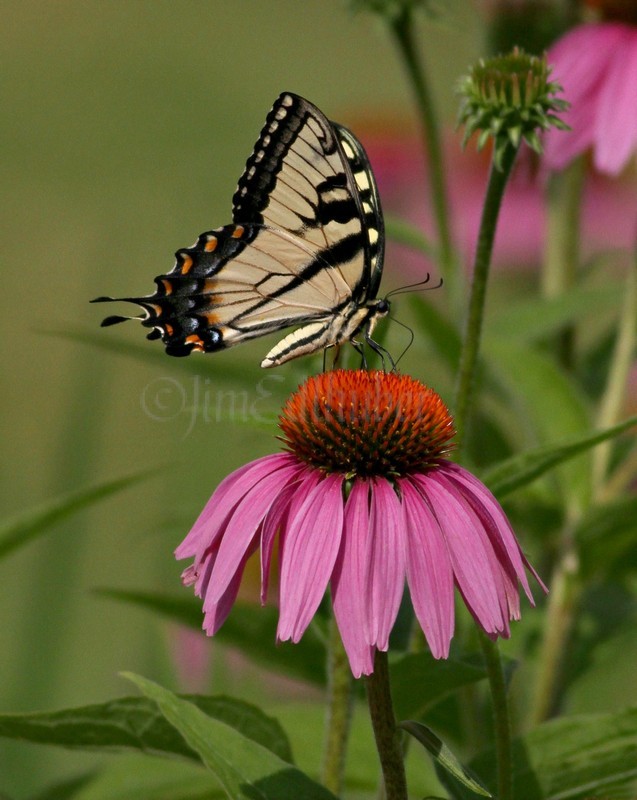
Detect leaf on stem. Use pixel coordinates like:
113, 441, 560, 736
400, 720, 492, 796
123, 673, 337, 800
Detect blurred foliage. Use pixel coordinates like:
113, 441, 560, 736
3, 2, 636, 799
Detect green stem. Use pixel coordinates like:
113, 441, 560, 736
529, 522, 580, 725
592, 256, 637, 494
453, 143, 519, 444
321, 615, 355, 795
541, 159, 585, 369
366, 650, 408, 800
388, 7, 459, 303
478, 632, 513, 800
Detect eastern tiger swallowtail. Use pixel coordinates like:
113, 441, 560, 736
93, 92, 389, 368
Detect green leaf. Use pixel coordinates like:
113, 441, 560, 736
400, 720, 492, 797
576, 493, 637, 580
408, 294, 462, 373
96, 589, 326, 686
28, 773, 96, 800
0, 468, 160, 560
68, 757, 223, 800
390, 652, 486, 720
487, 284, 621, 344
481, 415, 637, 498
123, 673, 337, 800
465, 706, 637, 800
384, 216, 436, 258
0, 695, 292, 764
484, 340, 592, 507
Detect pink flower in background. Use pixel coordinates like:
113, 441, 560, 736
362, 127, 637, 273
176, 370, 544, 678
544, 21, 637, 175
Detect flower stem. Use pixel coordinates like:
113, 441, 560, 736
592, 254, 637, 494
529, 531, 580, 725
478, 632, 513, 800
321, 614, 354, 795
365, 650, 408, 800
542, 159, 585, 369
388, 6, 459, 303
453, 142, 519, 444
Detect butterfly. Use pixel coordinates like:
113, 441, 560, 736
93, 92, 389, 368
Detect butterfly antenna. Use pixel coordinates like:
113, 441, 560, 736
385, 274, 443, 299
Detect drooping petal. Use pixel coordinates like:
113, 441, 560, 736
594, 29, 637, 175
201, 544, 258, 635
175, 453, 298, 559
260, 467, 322, 604
442, 462, 544, 602
278, 474, 345, 643
205, 462, 304, 607
364, 477, 406, 651
400, 477, 455, 659
412, 473, 508, 636
331, 479, 375, 678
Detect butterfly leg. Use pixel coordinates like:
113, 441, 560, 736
349, 338, 368, 369
364, 332, 396, 372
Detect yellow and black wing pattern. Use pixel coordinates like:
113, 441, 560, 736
93, 92, 388, 367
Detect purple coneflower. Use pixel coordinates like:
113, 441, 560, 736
176, 370, 544, 678
544, 6, 637, 176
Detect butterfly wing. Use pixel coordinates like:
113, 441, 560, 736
233, 93, 384, 304
93, 92, 385, 363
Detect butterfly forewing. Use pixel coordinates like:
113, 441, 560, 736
94, 92, 387, 365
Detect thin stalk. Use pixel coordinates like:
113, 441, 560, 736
541, 159, 585, 369
321, 615, 355, 795
451, 142, 518, 799
479, 632, 513, 800
529, 521, 580, 724
366, 650, 408, 800
388, 7, 459, 303
453, 143, 519, 444
592, 256, 637, 493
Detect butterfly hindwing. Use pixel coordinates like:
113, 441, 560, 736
93, 92, 388, 366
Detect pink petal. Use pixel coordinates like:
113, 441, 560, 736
399, 477, 455, 659
260, 468, 322, 604
331, 479, 375, 678
175, 453, 298, 559
412, 474, 508, 636
442, 463, 541, 603
201, 547, 256, 635
544, 23, 626, 172
594, 29, 637, 175
364, 478, 405, 651
277, 474, 345, 643
205, 462, 303, 607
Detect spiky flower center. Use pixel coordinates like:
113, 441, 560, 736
278, 370, 455, 477
457, 47, 569, 168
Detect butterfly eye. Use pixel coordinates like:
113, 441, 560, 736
377, 299, 390, 314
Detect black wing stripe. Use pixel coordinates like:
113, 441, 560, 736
96, 93, 385, 362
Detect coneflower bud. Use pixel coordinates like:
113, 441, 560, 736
457, 47, 569, 169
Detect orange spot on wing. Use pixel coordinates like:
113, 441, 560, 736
164, 323, 174, 336
180, 254, 194, 273
161, 279, 173, 295
232, 225, 245, 238
185, 334, 203, 349
204, 236, 218, 252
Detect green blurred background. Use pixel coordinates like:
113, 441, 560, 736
1, 2, 483, 795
